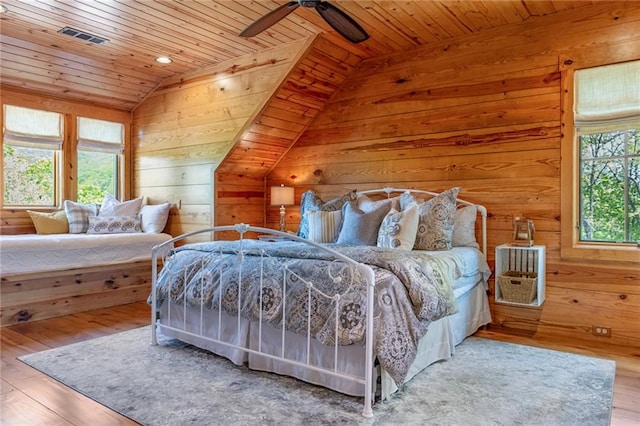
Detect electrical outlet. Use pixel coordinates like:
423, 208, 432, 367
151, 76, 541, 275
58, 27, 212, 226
592, 326, 612, 337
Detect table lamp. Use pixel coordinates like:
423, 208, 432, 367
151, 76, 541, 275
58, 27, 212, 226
271, 184, 294, 232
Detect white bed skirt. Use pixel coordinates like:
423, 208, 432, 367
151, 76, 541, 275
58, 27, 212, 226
158, 279, 490, 400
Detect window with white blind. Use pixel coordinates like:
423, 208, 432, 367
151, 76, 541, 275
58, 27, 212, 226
574, 61, 639, 244
2, 105, 63, 206
561, 59, 639, 263
76, 117, 124, 204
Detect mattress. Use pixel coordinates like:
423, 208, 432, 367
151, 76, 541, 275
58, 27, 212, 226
0, 232, 173, 275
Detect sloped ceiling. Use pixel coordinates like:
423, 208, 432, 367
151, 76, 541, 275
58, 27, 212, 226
0, 0, 595, 111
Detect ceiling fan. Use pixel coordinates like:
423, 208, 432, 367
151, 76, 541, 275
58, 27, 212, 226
239, 0, 369, 44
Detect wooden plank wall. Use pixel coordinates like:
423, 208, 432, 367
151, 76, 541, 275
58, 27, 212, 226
131, 39, 311, 241
268, 2, 640, 348
215, 35, 363, 235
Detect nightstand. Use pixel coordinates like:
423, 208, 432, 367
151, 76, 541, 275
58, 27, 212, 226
495, 244, 545, 307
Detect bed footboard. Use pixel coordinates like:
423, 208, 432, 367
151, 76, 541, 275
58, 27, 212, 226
150, 224, 376, 418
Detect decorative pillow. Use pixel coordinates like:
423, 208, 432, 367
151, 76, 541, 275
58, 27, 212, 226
140, 202, 171, 233
453, 205, 480, 249
297, 189, 357, 239
87, 215, 142, 234
27, 210, 69, 234
401, 187, 460, 251
98, 194, 143, 217
64, 200, 98, 233
356, 194, 399, 213
336, 201, 391, 246
306, 210, 342, 243
377, 205, 419, 250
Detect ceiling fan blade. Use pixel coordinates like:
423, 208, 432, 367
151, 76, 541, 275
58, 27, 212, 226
315, 2, 369, 44
239, 1, 300, 37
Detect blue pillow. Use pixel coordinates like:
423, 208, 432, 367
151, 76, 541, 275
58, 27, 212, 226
336, 201, 391, 246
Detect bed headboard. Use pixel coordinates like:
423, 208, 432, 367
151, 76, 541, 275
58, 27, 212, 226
356, 187, 488, 256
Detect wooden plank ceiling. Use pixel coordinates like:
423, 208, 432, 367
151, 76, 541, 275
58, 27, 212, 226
0, 0, 595, 111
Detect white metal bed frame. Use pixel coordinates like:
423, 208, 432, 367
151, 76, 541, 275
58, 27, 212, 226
149, 188, 488, 419
151, 224, 377, 417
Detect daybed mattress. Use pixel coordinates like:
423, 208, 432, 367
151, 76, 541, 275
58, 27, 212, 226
0, 233, 173, 275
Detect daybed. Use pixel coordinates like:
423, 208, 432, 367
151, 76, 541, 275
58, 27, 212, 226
150, 188, 491, 418
0, 197, 172, 326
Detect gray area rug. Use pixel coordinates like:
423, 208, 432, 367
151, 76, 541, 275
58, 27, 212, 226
20, 326, 614, 426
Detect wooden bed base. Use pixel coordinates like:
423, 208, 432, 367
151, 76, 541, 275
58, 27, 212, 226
1, 260, 154, 327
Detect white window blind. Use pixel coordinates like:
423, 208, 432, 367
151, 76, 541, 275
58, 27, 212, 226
574, 60, 640, 133
77, 117, 124, 154
3, 105, 63, 149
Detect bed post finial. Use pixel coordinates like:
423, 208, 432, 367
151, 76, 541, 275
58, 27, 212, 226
234, 223, 251, 235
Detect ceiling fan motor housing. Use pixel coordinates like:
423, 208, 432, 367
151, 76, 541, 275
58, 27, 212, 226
299, 1, 321, 7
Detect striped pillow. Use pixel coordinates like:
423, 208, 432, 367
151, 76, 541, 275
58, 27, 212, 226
297, 190, 357, 239
64, 200, 98, 233
306, 210, 342, 243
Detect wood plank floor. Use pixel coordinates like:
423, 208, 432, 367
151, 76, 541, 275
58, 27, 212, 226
1, 301, 639, 425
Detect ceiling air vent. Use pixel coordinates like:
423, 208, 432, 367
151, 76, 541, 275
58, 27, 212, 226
58, 26, 109, 45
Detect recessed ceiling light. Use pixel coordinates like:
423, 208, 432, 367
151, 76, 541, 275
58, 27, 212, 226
155, 56, 172, 64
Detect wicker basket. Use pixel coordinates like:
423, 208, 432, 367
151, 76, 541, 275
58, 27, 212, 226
498, 271, 538, 304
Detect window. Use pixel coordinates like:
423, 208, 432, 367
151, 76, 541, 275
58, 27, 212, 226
77, 117, 124, 204
2, 105, 63, 207
579, 130, 639, 243
561, 60, 640, 263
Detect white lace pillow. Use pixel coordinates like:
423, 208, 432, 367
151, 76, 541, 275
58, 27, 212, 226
99, 194, 143, 217
453, 205, 479, 249
377, 205, 419, 250
64, 200, 98, 233
401, 187, 459, 251
87, 215, 142, 234
306, 210, 342, 243
140, 203, 171, 233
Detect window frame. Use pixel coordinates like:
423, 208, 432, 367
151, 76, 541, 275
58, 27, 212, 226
76, 116, 126, 205
2, 105, 65, 208
560, 62, 640, 264
0, 96, 130, 212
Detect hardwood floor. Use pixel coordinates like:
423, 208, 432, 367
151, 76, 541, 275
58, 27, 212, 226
1, 302, 639, 425
1, 303, 147, 425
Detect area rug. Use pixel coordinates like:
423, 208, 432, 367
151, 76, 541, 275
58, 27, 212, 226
20, 327, 614, 426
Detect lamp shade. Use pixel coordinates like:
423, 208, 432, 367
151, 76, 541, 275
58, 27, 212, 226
270, 185, 294, 206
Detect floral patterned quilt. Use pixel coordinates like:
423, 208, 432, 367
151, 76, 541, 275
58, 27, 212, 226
152, 239, 458, 385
